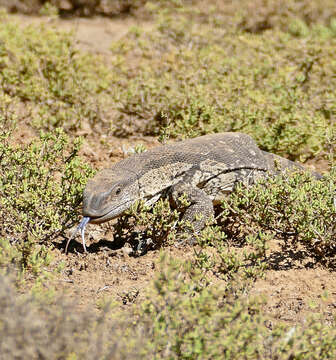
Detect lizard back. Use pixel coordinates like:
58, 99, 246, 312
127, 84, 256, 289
107, 132, 269, 198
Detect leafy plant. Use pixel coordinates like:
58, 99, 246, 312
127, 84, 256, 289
112, 198, 181, 255
221, 170, 336, 268
110, 11, 336, 161
0, 127, 94, 268
0, 13, 111, 132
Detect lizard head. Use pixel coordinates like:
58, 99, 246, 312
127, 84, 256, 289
83, 168, 139, 224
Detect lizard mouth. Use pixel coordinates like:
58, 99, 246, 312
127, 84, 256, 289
85, 199, 134, 224
65, 199, 135, 253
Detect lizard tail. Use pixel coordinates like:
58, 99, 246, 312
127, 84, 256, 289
262, 151, 322, 180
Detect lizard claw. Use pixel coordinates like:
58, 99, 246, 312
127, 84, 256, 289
65, 216, 91, 254
175, 232, 197, 247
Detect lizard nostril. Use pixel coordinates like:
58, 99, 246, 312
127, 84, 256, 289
86, 186, 115, 212
90, 193, 106, 210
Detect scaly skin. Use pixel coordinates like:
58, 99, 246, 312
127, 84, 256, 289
66, 132, 321, 253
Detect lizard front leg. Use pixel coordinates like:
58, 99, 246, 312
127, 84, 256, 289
169, 182, 214, 243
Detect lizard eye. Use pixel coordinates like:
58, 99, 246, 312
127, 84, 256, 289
115, 187, 121, 195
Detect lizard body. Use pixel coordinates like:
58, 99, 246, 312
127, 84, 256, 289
66, 132, 321, 253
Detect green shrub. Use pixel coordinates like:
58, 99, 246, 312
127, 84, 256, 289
110, 12, 336, 160
112, 198, 180, 255
131, 255, 336, 359
1, 4, 335, 160
0, 127, 94, 269
221, 170, 336, 268
0, 13, 111, 131
113, 195, 267, 280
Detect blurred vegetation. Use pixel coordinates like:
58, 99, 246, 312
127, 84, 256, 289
0, 0, 146, 16
0, 1, 336, 358
1, 256, 336, 359
1, 0, 336, 26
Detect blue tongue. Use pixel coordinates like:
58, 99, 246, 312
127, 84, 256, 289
65, 216, 91, 254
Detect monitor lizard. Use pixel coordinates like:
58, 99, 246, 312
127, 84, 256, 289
65, 132, 321, 253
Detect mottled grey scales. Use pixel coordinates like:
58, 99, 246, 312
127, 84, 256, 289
65, 132, 321, 253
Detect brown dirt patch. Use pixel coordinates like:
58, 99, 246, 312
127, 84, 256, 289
50, 241, 199, 314
12, 14, 152, 54
252, 268, 336, 325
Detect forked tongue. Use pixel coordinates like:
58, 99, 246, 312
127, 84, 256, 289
65, 217, 91, 254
